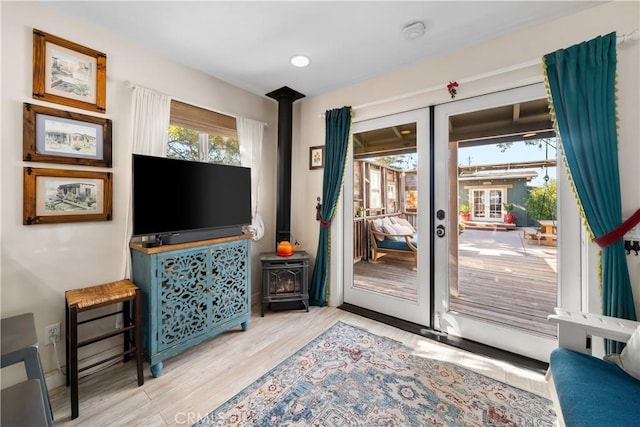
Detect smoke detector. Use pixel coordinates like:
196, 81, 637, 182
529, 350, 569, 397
402, 21, 426, 40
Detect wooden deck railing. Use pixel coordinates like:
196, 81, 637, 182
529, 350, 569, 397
354, 217, 366, 262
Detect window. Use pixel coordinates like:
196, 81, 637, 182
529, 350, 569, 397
167, 100, 240, 165
369, 169, 381, 209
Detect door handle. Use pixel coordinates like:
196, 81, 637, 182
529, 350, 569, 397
436, 224, 446, 238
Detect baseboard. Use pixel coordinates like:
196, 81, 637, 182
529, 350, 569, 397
44, 345, 124, 391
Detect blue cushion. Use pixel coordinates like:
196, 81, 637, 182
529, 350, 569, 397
377, 235, 417, 251
550, 348, 640, 427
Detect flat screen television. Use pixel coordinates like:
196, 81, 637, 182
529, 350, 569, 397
132, 154, 251, 245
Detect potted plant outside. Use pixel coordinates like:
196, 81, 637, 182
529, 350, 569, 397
459, 203, 471, 221
503, 203, 516, 224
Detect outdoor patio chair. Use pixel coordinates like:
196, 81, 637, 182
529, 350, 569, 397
368, 218, 417, 270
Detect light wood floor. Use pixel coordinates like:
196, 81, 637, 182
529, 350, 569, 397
49, 306, 549, 426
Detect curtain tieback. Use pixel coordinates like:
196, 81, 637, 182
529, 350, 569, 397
593, 208, 640, 248
320, 218, 332, 228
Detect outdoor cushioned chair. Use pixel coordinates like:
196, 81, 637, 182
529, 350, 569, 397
368, 217, 417, 270
546, 308, 640, 427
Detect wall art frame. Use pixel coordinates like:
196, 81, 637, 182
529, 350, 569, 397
23, 167, 112, 225
23, 103, 112, 167
32, 29, 107, 113
309, 145, 324, 170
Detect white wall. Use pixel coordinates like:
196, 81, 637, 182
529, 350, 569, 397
1, 2, 277, 387
293, 1, 639, 312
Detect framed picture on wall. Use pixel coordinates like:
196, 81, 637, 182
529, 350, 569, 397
23, 103, 112, 167
32, 29, 107, 113
23, 167, 112, 225
309, 145, 324, 170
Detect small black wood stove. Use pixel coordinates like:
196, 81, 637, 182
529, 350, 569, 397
260, 251, 309, 316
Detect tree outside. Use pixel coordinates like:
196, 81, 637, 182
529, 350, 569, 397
372, 153, 416, 171
167, 125, 199, 160
525, 180, 557, 221
167, 125, 240, 165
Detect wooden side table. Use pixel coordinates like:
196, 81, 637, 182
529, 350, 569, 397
1, 312, 53, 426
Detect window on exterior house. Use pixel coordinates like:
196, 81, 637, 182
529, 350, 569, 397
167, 100, 240, 165
369, 169, 382, 209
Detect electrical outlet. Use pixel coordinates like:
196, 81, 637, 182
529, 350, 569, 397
44, 323, 60, 345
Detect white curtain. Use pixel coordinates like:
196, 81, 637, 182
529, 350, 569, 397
237, 117, 265, 241
121, 85, 171, 278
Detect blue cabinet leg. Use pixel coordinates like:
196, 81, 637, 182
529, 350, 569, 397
241, 321, 249, 331
150, 362, 163, 378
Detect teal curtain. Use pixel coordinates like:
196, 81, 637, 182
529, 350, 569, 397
310, 106, 352, 306
544, 33, 637, 351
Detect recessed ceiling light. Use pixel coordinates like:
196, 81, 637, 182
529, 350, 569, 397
290, 55, 310, 67
523, 132, 537, 138
400, 130, 411, 135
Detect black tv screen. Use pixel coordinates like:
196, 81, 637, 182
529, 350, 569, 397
132, 154, 251, 243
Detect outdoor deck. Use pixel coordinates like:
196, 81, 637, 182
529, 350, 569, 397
352, 228, 558, 337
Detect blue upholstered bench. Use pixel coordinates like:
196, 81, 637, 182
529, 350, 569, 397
547, 309, 640, 427
550, 348, 640, 427
377, 235, 418, 251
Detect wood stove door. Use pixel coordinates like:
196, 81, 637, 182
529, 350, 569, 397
343, 109, 431, 326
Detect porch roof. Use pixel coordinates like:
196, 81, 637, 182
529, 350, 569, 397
458, 170, 538, 181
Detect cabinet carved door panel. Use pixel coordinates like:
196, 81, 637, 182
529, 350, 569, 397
157, 249, 211, 351
210, 242, 249, 325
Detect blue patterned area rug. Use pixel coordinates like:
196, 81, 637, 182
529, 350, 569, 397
194, 321, 555, 426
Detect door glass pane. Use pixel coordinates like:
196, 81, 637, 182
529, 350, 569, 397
473, 191, 485, 218
489, 190, 502, 218
450, 100, 559, 338
352, 122, 418, 301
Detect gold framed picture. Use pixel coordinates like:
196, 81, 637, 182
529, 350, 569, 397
32, 29, 107, 113
23, 167, 112, 225
23, 103, 112, 167
309, 145, 324, 170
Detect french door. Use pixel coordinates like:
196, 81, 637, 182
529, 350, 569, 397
433, 84, 582, 362
470, 189, 504, 221
342, 109, 431, 326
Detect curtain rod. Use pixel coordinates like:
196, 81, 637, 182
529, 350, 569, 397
618, 29, 640, 45
319, 29, 639, 119
124, 80, 268, 127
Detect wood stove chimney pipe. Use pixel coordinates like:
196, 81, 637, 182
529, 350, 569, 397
265, 86, 305, 246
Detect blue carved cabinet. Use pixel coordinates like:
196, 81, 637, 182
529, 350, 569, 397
130, 235, 251, 377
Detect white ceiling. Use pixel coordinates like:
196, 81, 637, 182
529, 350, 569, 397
43, 1, 603, 98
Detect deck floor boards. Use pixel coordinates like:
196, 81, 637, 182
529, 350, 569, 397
352, 230, 558, 337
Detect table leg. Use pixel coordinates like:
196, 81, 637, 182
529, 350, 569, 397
23, 347, 53, 426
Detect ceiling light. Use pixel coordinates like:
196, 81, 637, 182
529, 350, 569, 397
400, 130, 411, 135
290, 55, 310, 67
402, 21, 426, 41
523, 132, 537, 138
